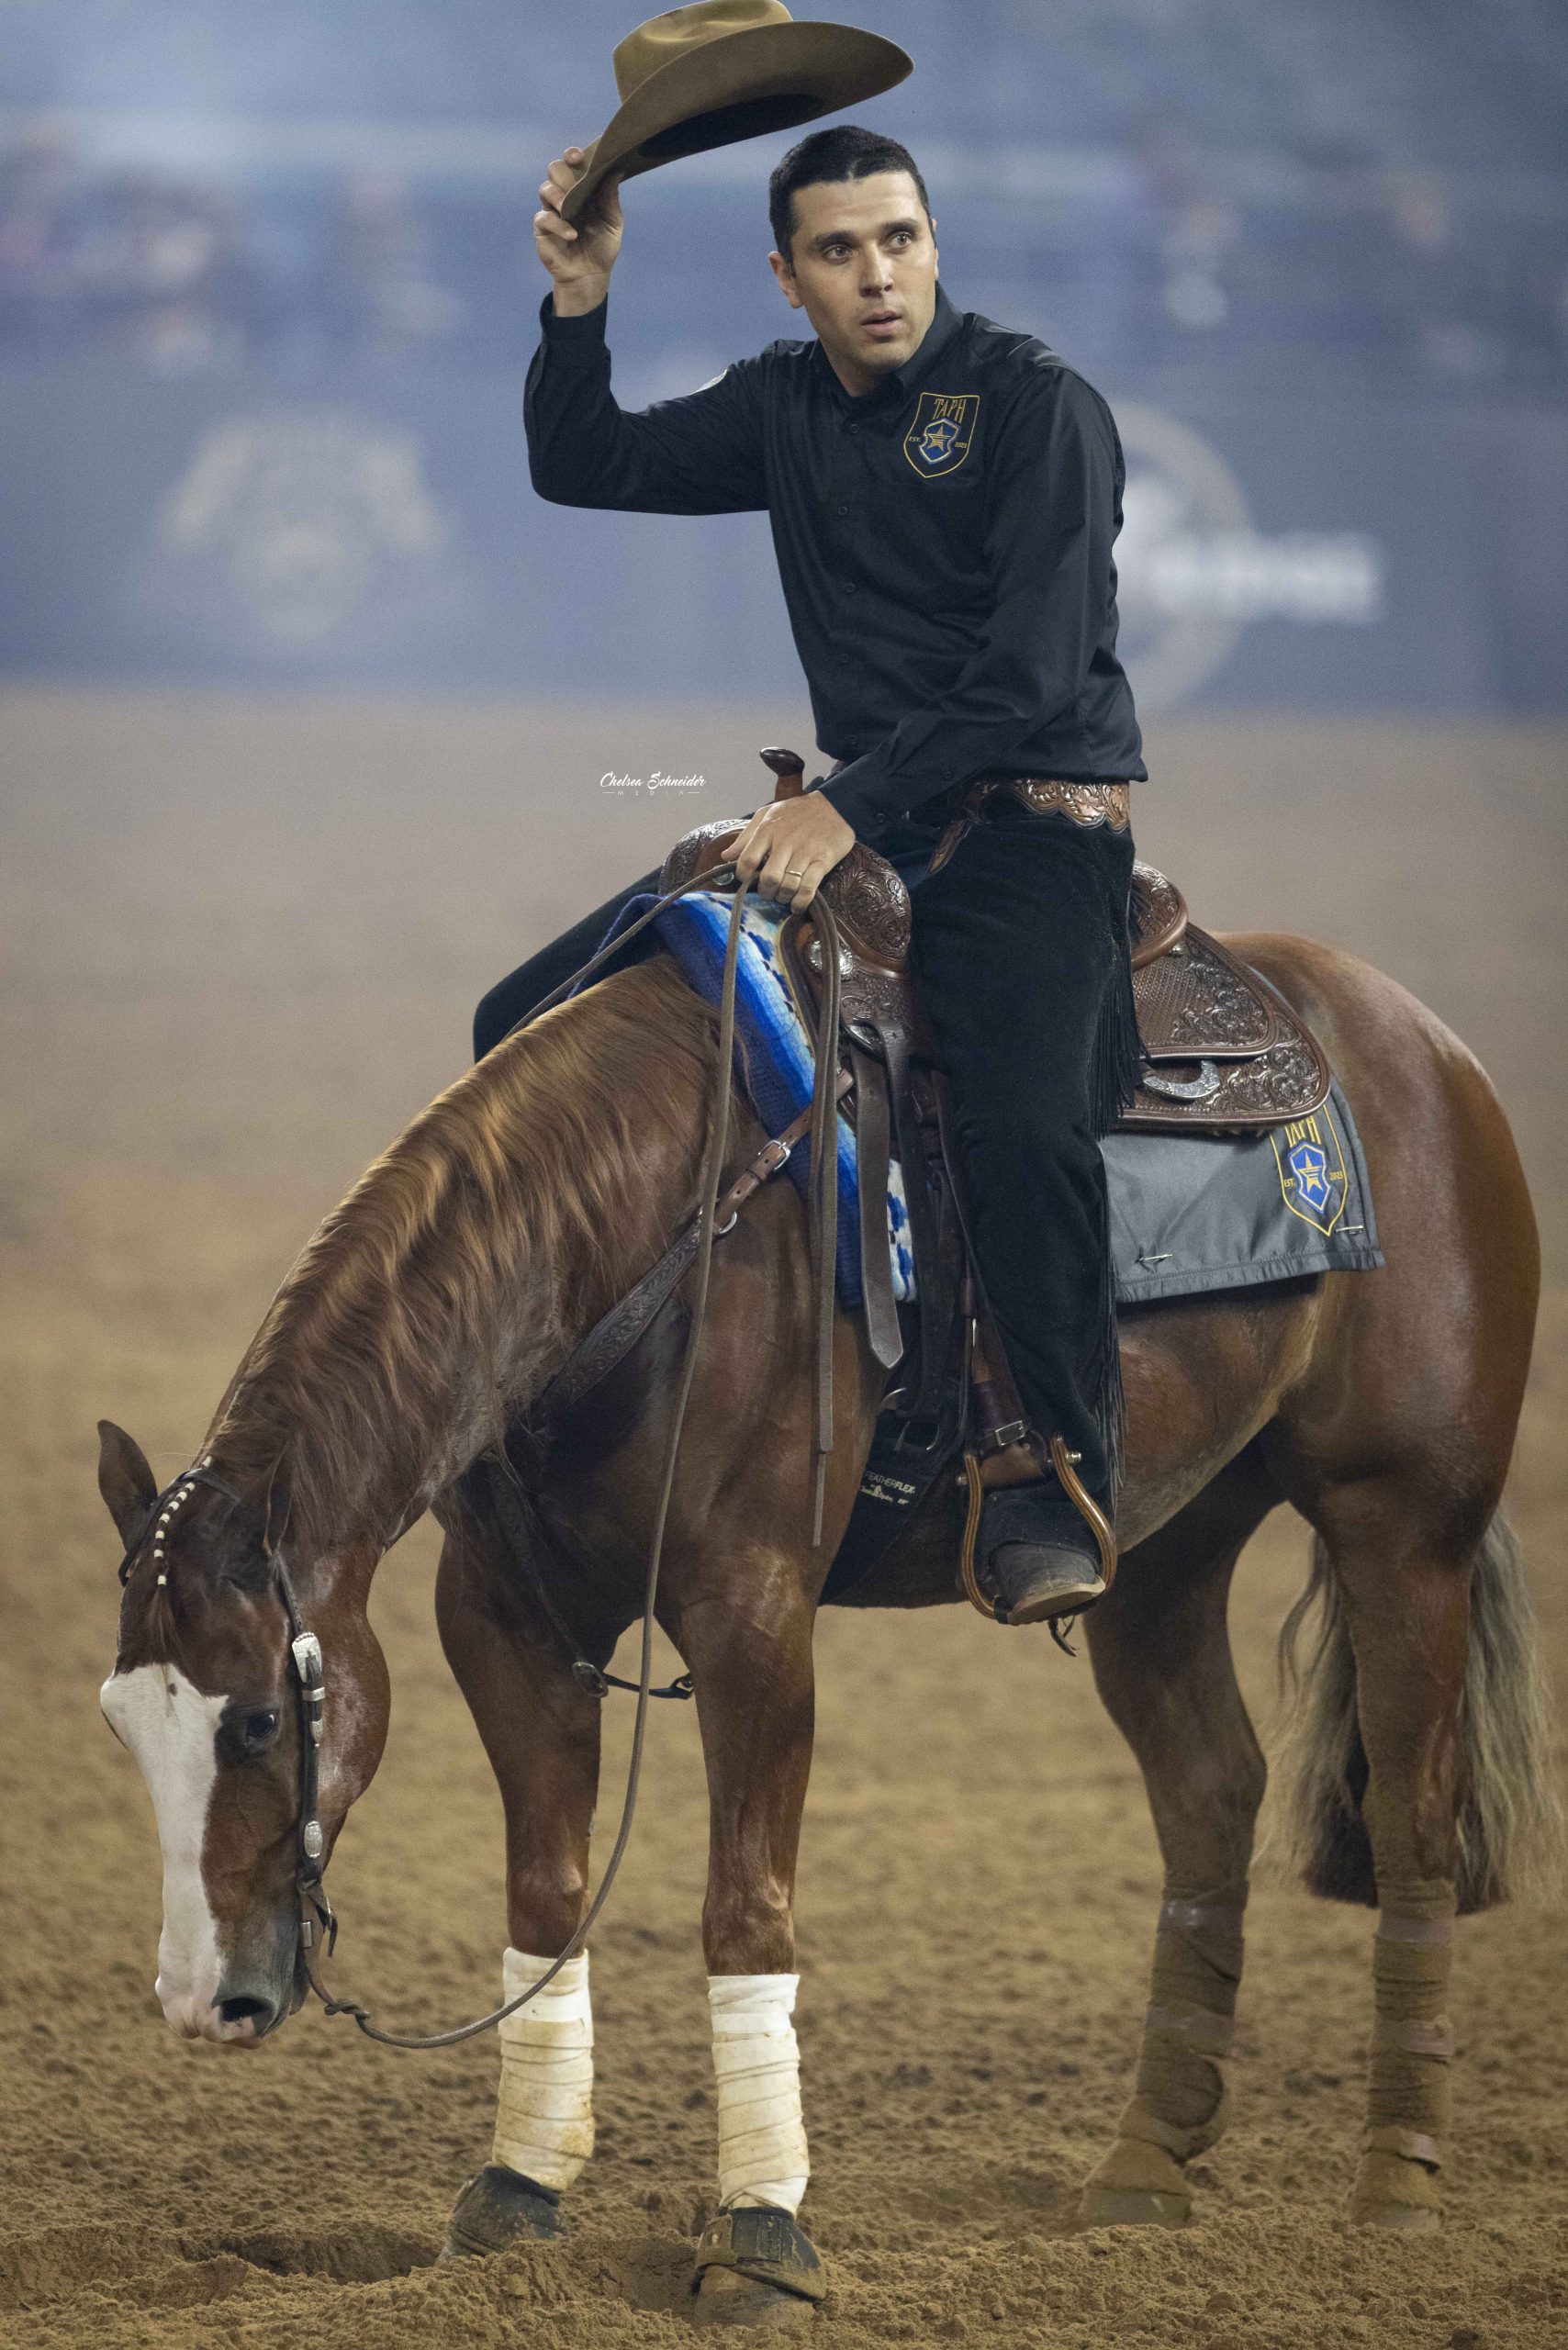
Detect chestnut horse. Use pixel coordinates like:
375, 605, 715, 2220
97, 922, 1559, 2321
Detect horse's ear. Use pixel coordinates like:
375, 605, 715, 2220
97, 1420, 157, 1544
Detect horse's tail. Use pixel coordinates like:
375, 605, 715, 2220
1263, 1513, 1565, 1914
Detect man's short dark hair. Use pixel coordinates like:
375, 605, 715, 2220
768, 124, 932, 266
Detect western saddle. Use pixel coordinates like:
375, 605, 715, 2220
655, 749, 1329, 1579
519, 745, 1332, 1617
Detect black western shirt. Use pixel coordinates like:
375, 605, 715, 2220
523, 275, 1146, 847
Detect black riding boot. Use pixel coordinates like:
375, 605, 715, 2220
980, 1470, 1110, 1625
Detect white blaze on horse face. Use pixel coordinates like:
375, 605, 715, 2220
99, 1662, 256, 2043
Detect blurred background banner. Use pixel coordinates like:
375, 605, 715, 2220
3, 0, 1565, 711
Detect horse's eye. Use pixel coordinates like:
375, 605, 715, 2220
240, 1709, 280, 1752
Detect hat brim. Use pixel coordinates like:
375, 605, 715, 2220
561, 20, 913, 224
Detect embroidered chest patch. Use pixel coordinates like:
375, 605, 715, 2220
902, 390, 980, 476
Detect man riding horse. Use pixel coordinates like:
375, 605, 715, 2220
475, 0, 1148, 1628
92, 9, 1555, 2310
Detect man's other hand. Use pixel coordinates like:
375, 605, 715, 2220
535, 146, 625, 315
728, 792, 857, 912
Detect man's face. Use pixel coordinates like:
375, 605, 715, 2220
769, 170, 938, 396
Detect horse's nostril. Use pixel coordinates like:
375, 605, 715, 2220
218, 1992, 275, 2031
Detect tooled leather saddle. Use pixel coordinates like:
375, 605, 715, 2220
655, 745, 1333, 1457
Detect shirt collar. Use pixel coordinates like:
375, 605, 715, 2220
814, 278, 965, 410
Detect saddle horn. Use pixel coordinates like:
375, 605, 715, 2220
759, 745, 807, 800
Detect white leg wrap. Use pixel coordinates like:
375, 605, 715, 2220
708, 1972, 810, 2215
491, 1947, 594, 2193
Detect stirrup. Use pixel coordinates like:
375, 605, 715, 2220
958, 1434, 1118, 1633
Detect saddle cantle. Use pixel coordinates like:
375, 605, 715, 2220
1125, 874, 1331, 1133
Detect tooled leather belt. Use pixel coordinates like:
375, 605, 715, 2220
818, 760, 1131, 873
924, 776, 1132, 874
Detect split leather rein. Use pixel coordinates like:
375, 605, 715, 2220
116, 856, 852, 2050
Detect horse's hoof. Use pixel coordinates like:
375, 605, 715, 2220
440, 2164, 564, 2260
1076, 2186, 1191, 2230
690, 2206, 824, 2327
1350, 2150, 1441, 2232
1077, 2134, 1193, 2229
1350, 2201, 1441, 2233
691, 2267, 815, 2328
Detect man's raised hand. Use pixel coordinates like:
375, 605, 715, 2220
533, 146, 625, 315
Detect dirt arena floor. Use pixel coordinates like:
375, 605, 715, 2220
3, 689, 1564, 2350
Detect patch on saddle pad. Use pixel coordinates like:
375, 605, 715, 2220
1103, 1083, 1382, 1304
576, 890, 1383, 1316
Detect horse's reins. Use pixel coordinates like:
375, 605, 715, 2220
116, 856, 851, 2050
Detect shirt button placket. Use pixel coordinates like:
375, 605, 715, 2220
839, 414, 867, 599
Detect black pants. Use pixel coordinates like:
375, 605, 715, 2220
473, 799, 1139, 1511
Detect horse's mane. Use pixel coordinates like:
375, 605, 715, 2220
203, 956, 720, 1550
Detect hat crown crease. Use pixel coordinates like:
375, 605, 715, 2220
613, 2, 795, 103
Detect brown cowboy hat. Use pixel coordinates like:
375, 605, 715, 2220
560, 0, 913, 227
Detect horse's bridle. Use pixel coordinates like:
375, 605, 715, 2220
113, 856, 852, 2051
117, 1458, 337, 1963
